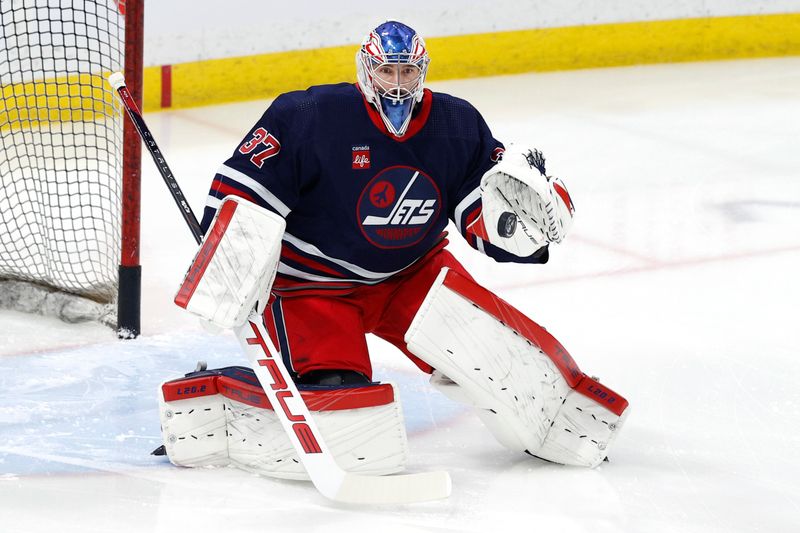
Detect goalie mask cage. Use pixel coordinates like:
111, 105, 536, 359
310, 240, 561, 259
0, 0, 143, 337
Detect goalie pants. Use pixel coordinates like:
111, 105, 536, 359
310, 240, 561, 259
262, 249, 473, 380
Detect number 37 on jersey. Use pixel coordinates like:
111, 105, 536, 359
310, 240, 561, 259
239, 128, 281, 168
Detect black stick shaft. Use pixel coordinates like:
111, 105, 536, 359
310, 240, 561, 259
111, 77, 203, 245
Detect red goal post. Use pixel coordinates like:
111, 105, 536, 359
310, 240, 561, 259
119, 0, 144, 338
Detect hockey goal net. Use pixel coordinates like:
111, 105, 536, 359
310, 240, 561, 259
0, 0, 142, 335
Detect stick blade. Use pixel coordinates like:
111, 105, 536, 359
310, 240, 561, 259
333, 470, 451, 504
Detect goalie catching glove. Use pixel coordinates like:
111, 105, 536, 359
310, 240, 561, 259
474, 143, 575, 254
174, 197, 285, 329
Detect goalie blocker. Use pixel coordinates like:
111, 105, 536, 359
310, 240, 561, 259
174, 196, 285, 329
406, 268, 628, 467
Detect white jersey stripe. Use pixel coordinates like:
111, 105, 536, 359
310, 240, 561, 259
277, 263, 388, 285
282, 232, 407, 280
454, 185, 482, 234
205, 195, 223, 210
217, 164, 291, 217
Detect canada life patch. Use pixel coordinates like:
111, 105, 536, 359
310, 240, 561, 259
357, 166, 441, 249
352, 145, 370, 169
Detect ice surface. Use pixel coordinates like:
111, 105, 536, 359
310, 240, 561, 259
1, 57, 799, 532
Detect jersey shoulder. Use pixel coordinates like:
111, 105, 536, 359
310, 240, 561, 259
423, 92, 489, 142
270, 83, 360, 117
429, 90, 481, 114
265, 83, 362, 136
425, 90, 487, 139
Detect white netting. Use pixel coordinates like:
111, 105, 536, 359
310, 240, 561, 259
0, 0, 125, 308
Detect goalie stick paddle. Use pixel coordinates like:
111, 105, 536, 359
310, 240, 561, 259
107, 72, 452, 504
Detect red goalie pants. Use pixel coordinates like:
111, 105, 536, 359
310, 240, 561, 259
262, 249, 473, 380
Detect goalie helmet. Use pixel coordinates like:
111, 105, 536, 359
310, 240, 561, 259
356, 21, 430, 137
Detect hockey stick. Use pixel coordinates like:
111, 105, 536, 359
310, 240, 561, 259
107, 72, 451, 504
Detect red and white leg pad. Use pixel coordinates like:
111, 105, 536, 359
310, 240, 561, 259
406, 268, 629, 467
157, 367, 409, 480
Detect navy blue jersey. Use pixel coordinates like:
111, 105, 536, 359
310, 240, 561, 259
201, 83, 547, 295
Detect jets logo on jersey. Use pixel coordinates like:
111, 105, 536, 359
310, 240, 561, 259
357, 166, 441, 249
369, 180, 395, 208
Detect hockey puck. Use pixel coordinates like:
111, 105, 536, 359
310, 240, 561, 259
497, 212, 517, 238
